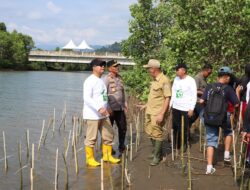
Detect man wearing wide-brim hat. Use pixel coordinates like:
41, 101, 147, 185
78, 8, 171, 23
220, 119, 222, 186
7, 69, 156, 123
139, 59, 172, 166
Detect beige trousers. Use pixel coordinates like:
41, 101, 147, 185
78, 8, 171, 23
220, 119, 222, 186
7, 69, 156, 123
144, 114, 165, 141
84, 118, 114, 147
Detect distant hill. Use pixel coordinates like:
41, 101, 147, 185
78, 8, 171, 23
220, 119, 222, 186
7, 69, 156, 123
35, 42, 122, 52
95, 42, 121, 53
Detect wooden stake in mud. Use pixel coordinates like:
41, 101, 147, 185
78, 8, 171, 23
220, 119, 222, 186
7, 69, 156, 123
240, 142, 248, 190
230, 115, 237, 181
187, 144, 192, 190
121, 153, 125, 190
65, 130, 71, 159
55, 148, 59, 190
38, 120, 45, 151
62, 154, 69, 190
30, 144, 34, 190
130, 123, 133, 161
199, 119, 202, 152
171, 129, 174, 161
43, 117, 53, 145
3, 131, 8, 173
203, 127, 206, 159
181, 115, 185, 175
52, 107, 56, 137
73, 135, 79, 175
26, 129, 30, 161
18, 141, 23, 190
101, 159, 104, 190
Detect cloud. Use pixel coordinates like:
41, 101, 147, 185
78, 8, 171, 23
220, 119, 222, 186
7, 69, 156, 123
27, 11, 43, 20
47, 1, 61, 14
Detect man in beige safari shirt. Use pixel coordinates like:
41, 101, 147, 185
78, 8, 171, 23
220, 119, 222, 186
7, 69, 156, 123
139, 59, 171, 166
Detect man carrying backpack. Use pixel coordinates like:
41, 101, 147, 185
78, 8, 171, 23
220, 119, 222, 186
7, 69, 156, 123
200, 66, 239, 174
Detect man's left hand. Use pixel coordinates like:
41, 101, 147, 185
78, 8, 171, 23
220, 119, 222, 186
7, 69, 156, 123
187, 110, 194, 118
156, 113, 164, 125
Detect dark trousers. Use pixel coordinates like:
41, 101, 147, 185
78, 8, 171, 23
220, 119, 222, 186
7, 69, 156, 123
109, 110, 127, 150
172, 108, 190, 149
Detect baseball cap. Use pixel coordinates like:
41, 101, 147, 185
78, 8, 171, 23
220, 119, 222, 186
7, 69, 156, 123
218, 66, 232, 75
143, 59, 160, 68
90, 58, 106, 68
107, 60, 120, 67
175, 63, 188, 70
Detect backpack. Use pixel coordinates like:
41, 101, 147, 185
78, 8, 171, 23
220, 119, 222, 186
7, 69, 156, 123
204, 84, 227, 127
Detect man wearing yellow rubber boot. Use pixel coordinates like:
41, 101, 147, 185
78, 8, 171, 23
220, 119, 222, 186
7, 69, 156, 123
83, 58, 120, 167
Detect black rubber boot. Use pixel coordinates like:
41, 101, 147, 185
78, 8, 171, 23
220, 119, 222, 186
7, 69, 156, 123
148, 138, 155, 159
150, 140, 162, 166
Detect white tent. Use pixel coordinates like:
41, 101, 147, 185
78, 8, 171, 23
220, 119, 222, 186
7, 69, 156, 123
76, 40, 93, 50
62, 40, 77, 49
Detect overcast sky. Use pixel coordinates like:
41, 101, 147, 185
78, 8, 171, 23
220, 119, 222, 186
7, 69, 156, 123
0, 0, 137, 48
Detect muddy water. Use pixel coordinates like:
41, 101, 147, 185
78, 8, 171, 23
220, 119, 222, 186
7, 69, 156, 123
0, 71, 121, 190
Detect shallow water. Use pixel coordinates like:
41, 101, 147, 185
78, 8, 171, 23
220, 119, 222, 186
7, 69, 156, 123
0, 71, 121, 190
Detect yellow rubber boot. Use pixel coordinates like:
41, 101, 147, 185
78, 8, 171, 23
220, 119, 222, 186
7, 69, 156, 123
102, 144, 120, 164
85, 146, 101, 167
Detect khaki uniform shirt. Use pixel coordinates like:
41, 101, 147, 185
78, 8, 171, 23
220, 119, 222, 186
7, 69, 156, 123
146, 72, 171, 115
104, 73, 126, 111
194, 72, 207, 99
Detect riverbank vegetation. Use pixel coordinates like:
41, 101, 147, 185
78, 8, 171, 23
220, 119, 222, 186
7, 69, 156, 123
0, 23, 34, 70
121, 0, 250, 100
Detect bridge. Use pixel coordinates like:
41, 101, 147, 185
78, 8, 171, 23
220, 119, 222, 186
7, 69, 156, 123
28, 50, 135, 66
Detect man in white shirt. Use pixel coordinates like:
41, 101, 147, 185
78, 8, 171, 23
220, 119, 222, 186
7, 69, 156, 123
170, 62, 197, 151
83, 58, 120, 167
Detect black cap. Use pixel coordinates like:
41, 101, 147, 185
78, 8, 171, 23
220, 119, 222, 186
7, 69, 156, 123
175, 63, 188, 70
90, 58, 106, 68
107, 60, 120, 67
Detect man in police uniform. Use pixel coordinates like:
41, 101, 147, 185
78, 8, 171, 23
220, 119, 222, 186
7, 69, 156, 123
104, 60, 127, 154
140, 59, 171, 166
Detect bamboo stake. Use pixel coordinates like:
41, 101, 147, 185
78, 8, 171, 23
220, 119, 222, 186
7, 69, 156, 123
55, 148, 59, 190
148, 166, 151, 179
240, 143, 248, 190
218, 128, 222, 145
171, 129, 174, 161
65, 130, 71, 158
43, 117, 53, 145
38, 120, 45, 151
238, 140, 244, 167
175, 130, 179, 158
130, 123, 133, 161
30, 143, 34, 190
101, 159, 104, 190
3, 131, 8, 173
64, 103, 67, 130
203, 127, 206, 159
121, 153, 125, 190
18, 141, 23, 190
187, 144, 192, 190
26, 129, 30, 161
52, 107, 56, 137
62, 154, 68, 190
73, 135, 79, 175
181, 116, 185, 175
199, 119, 202, 152
230, 115, 237, 181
